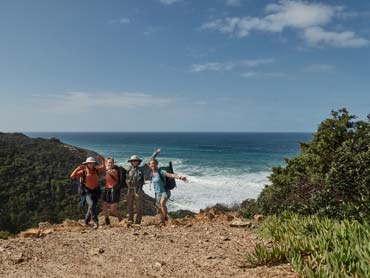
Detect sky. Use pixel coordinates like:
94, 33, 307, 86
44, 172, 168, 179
0, 0, 369, 132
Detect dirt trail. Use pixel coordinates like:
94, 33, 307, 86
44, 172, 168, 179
0, 212, 297, 278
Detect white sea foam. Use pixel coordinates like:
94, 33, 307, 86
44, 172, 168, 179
143, 170, 271, 212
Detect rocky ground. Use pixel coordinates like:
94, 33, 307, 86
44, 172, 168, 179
0, 209, 297, 278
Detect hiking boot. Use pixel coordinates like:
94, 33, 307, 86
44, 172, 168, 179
105, 217, 111, 226
92, 222, 99, 230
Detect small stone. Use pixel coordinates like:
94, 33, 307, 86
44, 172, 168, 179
143, 232, 148, 236
230, 220, 252, 228
129, 259, 134, 263
98, 248, 104, 254
254, 214, 264, 222
154, 262, 162, 268
221, 236, 231, 241
185, 223, 193, 228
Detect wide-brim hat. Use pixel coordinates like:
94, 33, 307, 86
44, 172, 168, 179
128, 155, 142, 163
82, 157, 98, 165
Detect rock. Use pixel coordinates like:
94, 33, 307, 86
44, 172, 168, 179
220, 236, 231, 241
19, 228, 40, 238
38, 222, 53, 230
40, 228, 54, 236
185, 223, 193, 228
254, 214, 264, 222
62, 219, 82, 227
230, 220, 252, 228
154, 262, 162, 268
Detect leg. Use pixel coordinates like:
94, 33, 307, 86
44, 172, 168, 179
127, 189, 134, 222
160, 197, 168, 222
111, 203, 123, 222
102, 202, 110, 225
135, 190, 144, 224
85, 193, 93, 225
91, 193, 99, 226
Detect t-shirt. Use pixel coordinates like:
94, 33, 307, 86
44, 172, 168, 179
71, 165, 105, 190
151, 170, 167, 193
105, 169, 118, 189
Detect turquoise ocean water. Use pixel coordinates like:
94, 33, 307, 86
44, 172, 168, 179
27, 132, 312, 212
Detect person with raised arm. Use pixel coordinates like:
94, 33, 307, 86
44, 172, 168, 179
149, 158, 188, 224
70, 155, 105, 229
126, 148, 160, 224
102, 157, 124, 225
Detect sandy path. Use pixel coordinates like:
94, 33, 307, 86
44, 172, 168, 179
0, 216, 297, 278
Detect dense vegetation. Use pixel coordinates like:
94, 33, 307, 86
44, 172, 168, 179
247, 213, 370, 277
0, 133, 156, 235
242, 109, 370, 220
0, 133, 94, 234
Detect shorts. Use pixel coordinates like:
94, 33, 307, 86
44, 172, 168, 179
102, 187, 121, 204
155, 191, 171, 206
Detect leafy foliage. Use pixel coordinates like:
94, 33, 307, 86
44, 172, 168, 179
247, 213, 370, 277
0, 133, 157, 234
255, 109, 370, 220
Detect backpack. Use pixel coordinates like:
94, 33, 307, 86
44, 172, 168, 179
158, 161, 177, 191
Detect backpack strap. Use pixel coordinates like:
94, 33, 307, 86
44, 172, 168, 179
158, 170, 166, 184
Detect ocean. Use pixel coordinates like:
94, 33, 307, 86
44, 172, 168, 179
27, 132, 312, 212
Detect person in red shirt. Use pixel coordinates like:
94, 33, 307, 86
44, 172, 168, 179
70, 155, 105, 229
102, 157, 123, 225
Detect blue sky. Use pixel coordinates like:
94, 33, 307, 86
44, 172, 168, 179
0, 0, 369, 132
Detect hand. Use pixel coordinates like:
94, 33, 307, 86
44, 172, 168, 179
179, 176, 188, 183
156, 148, 161, 153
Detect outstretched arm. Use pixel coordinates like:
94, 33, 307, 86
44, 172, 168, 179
165, 172, 188, 183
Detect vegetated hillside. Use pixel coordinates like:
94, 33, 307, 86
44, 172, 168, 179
0, 133, 156, 234
241, 109, 370, 220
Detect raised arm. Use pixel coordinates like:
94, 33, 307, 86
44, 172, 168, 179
70, 165, 84, 179
150, 148, 161, 160
96, 154, 106, 173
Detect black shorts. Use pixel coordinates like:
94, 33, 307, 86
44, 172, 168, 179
102, 187, 121, 204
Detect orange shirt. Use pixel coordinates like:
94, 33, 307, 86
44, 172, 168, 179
105, 169, 119, 189
71, 165, 105, 190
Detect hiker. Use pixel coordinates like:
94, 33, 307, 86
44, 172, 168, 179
70, 155, 105, 229
149, 158, 188, 224
102, 157, 123, 225
126, 148, 160, 224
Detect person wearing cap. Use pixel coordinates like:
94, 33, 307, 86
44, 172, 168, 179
126, 148, 160, 224
70, 155, 105, 229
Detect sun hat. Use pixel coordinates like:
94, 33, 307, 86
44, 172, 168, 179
128, 155, 142, 163
82, 157, 98, 165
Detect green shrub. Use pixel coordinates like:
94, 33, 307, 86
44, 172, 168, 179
247, 213, 370, 277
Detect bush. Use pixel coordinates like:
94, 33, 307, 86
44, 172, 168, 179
247, 213, 370, 277
254, 109, 370, 220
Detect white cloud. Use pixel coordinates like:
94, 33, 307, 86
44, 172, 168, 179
304, 27, 370, 48
108, 17, 131, 25
241, 72, 288, 78
119, 17, 131, 24
159, 0, 182, 5
200, 0, 369, 48
240, 58, 275, 67
190, 62, 234, 72
201, 1, 336, 37
225, 0, 242, 7
36, 92, 174, 113
304, 64, 335, 72
191, 58, 275, 72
